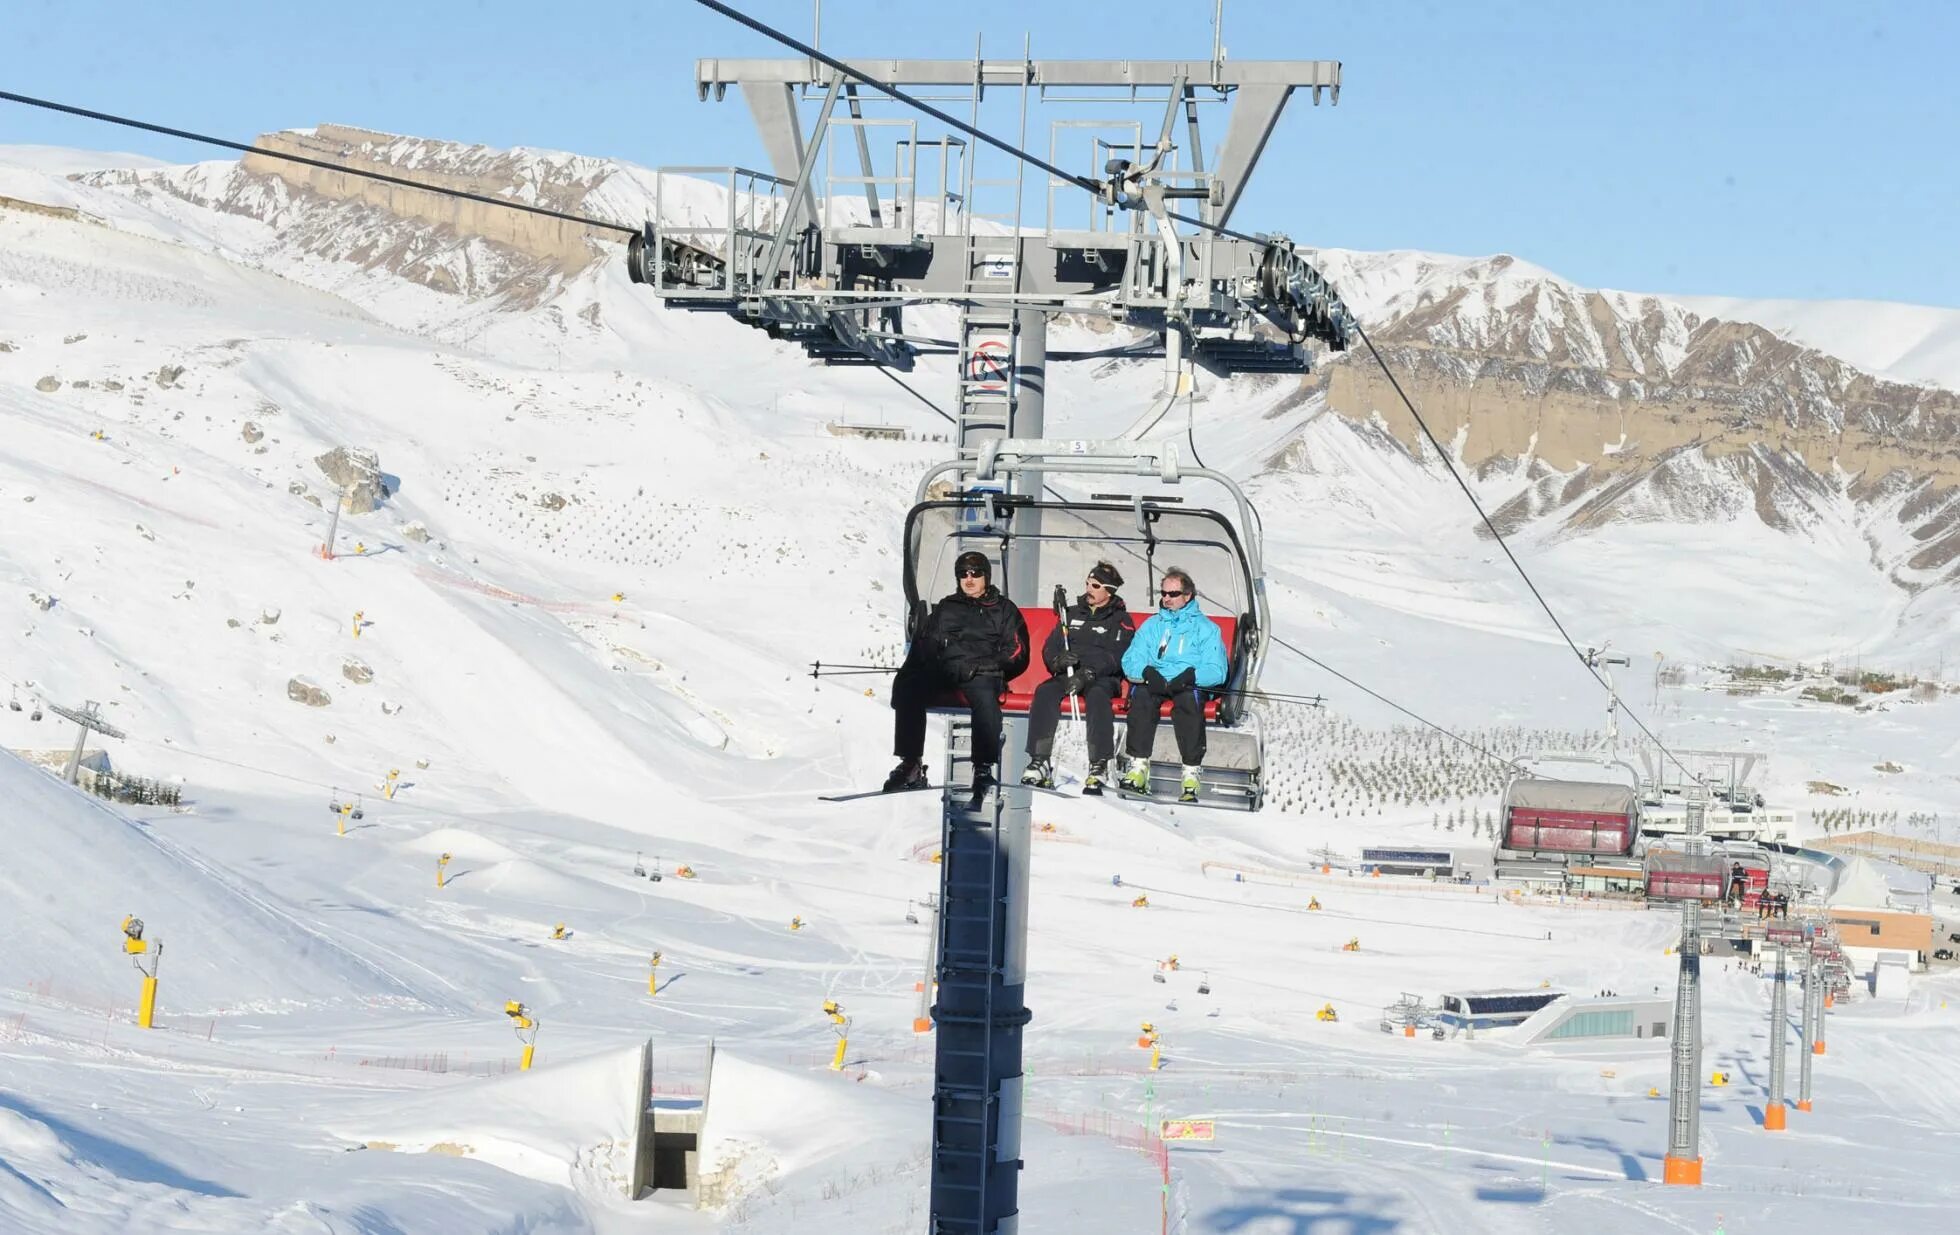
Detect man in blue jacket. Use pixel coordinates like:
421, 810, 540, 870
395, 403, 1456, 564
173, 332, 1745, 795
1119, 567, 1229, 802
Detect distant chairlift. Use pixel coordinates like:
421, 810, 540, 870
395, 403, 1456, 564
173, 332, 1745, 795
1495, 755, 1639, 865
900, 440, 1272, 810
327, 789, 364, 821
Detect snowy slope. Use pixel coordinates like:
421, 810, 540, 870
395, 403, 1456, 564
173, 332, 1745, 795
1, 139, 1958, 1235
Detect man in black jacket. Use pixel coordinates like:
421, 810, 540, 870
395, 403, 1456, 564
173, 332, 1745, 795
1022, 561, 1130, 793
885, 550, 1030, 798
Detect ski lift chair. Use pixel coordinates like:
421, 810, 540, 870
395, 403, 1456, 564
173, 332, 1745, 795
901, 448, 1269, 810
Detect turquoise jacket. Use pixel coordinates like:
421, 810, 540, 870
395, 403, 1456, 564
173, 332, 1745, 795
1122, 597, 1229, 688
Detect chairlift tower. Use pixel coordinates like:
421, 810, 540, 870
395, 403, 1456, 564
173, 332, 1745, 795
1765, 941, 1789, 1130
637, 15, 1356, 1234
1663, 793, 1707, 1184
48, 699, 126, 785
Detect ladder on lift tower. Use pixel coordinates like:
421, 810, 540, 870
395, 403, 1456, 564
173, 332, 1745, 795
929, 728, 1024, 1229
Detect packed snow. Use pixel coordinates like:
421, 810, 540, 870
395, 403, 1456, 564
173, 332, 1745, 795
1, 141, 1958, 1235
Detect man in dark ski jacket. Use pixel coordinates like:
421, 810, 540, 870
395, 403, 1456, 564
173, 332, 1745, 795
1022, 561, 1131, 794
885, 550, 1030, 798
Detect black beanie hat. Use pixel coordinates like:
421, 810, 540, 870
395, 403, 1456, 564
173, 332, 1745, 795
1088, 560, 1124, 590
953, 550, 992, 582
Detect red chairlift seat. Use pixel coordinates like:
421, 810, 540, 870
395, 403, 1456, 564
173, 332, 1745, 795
922, 604, 1238, 721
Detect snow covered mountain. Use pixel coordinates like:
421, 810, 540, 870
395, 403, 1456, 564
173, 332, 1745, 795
1289, 250, 1960, 594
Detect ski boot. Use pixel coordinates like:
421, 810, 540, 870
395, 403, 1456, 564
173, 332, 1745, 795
1179, 766, 1202, 804
1082, 759, 1109, 796
1020, 757, 1055, 789
968, 763, 998, 811
883, 759, 928, 793
1120, 757, 1151, 795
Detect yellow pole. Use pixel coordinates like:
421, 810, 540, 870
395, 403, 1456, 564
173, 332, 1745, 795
337, 807, 346, 837
1149, 1042, 1161, 1071
831, 1035, 848, 1071
648, 954, 661, 996
137, 974, 158, 1029
519, 1043, 535, 1071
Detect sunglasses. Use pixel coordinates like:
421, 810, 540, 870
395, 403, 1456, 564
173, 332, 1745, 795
958, 567, 988, 578
1159, 588, 1186, 598
1084, 579, 1108, 590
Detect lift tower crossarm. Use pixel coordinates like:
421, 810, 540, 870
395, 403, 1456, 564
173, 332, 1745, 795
697, 57, 1340, 230
697, 58, 1340, 92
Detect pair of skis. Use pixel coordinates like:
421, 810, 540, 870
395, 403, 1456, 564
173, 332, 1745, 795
819, 780, 1232, 810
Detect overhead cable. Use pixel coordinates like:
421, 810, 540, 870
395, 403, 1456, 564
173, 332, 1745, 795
691, 0, 1684, 779
0, 89, 637, 235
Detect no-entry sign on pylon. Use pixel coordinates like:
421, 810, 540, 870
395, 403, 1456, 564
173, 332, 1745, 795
966, 339, 1011, 391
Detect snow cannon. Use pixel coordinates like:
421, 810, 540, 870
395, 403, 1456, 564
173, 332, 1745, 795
505, 1000, 539, 1069
824, 1000, 850, 1070
1316, 1004, 1339, 1023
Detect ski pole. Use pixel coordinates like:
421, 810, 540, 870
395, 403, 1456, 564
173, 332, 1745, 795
1053, 585, 1082, 739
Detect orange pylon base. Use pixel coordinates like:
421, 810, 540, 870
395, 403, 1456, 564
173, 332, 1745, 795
1796, 1099, 1812, 1112
1824, 994, 1834, 1008
1764, 1103, 1786, 1131
914, 980, 925, 992
912, 1017, 932, 1034
1662, 1155, 1703, 1185
1403, 1025, 1415, 1037
1813, 1041, 1826, 1056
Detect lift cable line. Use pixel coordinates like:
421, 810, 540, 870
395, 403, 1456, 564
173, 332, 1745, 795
692, 0, 1689, 781
0, 89, 639, 236
1346, 321, 1693, 780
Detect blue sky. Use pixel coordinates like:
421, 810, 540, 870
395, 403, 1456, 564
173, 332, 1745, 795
6, 1, 1955, 306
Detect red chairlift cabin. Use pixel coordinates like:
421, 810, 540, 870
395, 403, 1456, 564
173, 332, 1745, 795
900, 447, 1269, 809
1496, 778, 1638, 860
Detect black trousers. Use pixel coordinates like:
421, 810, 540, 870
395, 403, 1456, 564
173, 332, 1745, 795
1026, 676, 1116, 762
1123, 681, 1206, 765
892, 665, 1004, 767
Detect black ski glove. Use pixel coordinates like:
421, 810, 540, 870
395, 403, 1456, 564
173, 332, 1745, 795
1142, 666, 1167, 690
1053, 648, 1080, 670
1168, 668, 1197, 691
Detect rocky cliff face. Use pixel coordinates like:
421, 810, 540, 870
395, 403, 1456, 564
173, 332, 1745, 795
1285, 251, 1960, 589
75, 124, 650, 305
